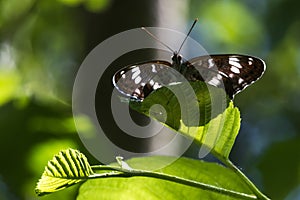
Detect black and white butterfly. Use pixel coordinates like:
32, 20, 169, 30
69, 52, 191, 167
112, 19, 266, 101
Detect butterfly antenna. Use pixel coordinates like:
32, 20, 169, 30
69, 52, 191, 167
141, 27, 174, 53
178, 18, 198, 54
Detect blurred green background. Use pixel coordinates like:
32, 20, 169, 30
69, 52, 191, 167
0, 0, 299, 199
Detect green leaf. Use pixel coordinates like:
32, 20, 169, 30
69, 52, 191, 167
77, 156, 255, 200
130, 81, 229, 129
130, 81, 240, 159
35, 148, 94, 196
187, 101, 240, 159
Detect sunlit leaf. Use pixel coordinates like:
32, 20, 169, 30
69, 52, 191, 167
35, 149, 94, 196
25, 141, 79, 200
78, 156, 254, 200
188, 101, 240, 159
130, 81, 240, 159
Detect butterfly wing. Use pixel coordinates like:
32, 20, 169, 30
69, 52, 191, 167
113, 61, 180, 101
185, 54, 266, 98
113, 55, 266, 100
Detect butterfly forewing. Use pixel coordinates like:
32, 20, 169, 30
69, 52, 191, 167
113, 61, 183, 100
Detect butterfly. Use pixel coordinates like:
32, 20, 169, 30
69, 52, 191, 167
112, 19, 266, 101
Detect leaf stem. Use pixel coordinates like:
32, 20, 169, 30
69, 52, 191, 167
221, 159, 270, 200
91, 165, 257, 200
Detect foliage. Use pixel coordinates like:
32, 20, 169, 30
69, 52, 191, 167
35, 82, 270, 199
35, 149, 94, 195
130, 81, 239, 159
1, 0, 299, 199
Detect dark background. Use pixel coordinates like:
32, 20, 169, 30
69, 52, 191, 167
0, 0, 299, 199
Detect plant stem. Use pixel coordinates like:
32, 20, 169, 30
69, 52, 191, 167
221, 159, 270, 200
92, 165, 257, 200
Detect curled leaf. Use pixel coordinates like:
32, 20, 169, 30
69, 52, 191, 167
130, 81, 240, 159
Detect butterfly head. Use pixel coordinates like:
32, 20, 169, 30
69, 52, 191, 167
171, 52, 183, 65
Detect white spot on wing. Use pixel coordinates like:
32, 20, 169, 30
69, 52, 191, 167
151, 64, 157, 73
229, 60, 243, 69
131, 66, 138, 71
238, 78, 244, 84
229, 57, 239, 62
207, 77, 221, 86
134, 88, 141, 95
208, 59, 214, 68
135, 76, 142, 84
230, 66, 240, 74
153, 82, 160, 90
132, 68, 140, 79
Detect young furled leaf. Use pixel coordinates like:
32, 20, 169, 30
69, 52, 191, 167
35, 148, 94, 196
